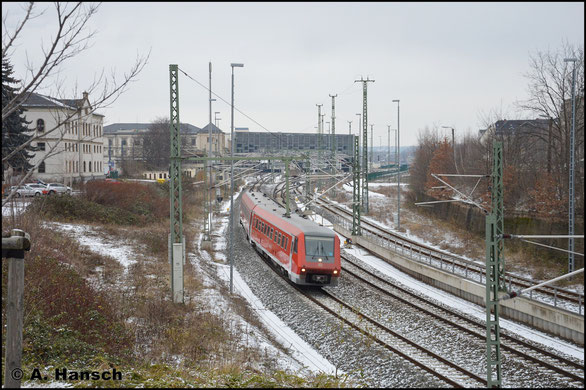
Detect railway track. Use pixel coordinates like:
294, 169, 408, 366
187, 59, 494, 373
243, 180, 584, 387
341, 254, 585, 385
297, 284, 488, 387
312, 195, 584, 313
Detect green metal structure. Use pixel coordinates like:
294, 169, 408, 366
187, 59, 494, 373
169, 64, 184, 304
306, 159, 311, 202
355, 77, 374, 214
485, 140, 504, 387
182, 156, 306, 218
352, 136, 361, 236
330, 94, 337, 196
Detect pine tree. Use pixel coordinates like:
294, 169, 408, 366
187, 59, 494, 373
2, 57, 36, 180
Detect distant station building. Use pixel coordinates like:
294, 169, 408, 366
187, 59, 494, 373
234, 131, 355, 155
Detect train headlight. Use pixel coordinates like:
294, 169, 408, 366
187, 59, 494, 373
318, 258, 323, 262
301, 268, 306, 273
333, 270, 338, 275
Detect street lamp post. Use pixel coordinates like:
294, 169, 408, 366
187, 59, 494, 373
230, 62, 244, 294
564, 57, 577, 273
392, 99, 400, 230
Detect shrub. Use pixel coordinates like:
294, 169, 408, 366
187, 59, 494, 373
23, 254, 133, 362
85, 181, 169, 221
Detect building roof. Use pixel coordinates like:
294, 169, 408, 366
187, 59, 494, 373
104, 122, 200, 134
199, 122, 224, 134
20, 92, 104, 116
21, 92, 78, 110
493, 119, 549, 135
479, 118, 551, 139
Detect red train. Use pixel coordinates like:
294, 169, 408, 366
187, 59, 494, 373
240, 190, 341, 286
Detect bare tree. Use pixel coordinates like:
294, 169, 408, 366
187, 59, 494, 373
142, 117, 171, 170
516, 41, 584, 216
1, 2, 150, 205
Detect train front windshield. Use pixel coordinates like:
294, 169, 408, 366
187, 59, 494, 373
305, 236, 335, 257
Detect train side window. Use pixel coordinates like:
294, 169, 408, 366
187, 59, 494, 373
293, 237, 297, 253
284, 237, 288, 250
277, 232, 282, 246
270, 227, 273, 240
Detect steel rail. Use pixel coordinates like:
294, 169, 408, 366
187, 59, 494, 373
315, 197, 584, 308
341, 255, 585, 384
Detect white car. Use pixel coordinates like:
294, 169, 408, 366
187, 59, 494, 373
13, 184, 43, 197
26, 183, 47, 193
42, 183, 72, 195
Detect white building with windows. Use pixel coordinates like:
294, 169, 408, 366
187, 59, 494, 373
21, 92, 105, 184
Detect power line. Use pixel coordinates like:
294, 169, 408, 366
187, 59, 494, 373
178, 67, 360, 141
178, 67, 283, 144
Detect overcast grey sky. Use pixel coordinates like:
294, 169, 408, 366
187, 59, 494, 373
3, 2, 584, 146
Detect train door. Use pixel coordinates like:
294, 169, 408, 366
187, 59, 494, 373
247, 212, 254, 242
288, 235, 296, 274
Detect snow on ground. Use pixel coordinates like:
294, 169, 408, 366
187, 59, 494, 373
215, 262, 338, 375
43, 222, 139, 270
198, 187, 338, 375
335, 182, 584, 307
33, 196, 335, 377
2, 199, 30, 217
305, 211, 585, 362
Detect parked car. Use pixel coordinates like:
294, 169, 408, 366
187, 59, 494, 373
25, 183, 47, 192
42, 183, 72, 195
11, 184, 44, 197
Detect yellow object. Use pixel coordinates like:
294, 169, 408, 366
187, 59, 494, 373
157, 178, 166, 184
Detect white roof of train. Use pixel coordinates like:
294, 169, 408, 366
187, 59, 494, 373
245, 190, 335, 238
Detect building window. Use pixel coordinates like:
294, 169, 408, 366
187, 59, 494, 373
37, 119, 45, 132
38, 161, 45, 173
83, 161, 86, 172
37, 142, 45, 151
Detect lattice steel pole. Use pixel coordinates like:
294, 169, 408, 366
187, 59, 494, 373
565, 57, 577, 273
352, 136, 361, 236
169, 64, 184, 304
355, 77, 374, 214
316, 104, 323, 190
330, 94, 337, 196
485, 140, 504, 387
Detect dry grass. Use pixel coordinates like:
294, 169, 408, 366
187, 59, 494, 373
2, 181, 348, 386
351, 182, 581, 287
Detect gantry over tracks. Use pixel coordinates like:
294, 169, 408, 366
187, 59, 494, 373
310, 195, 584, 345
